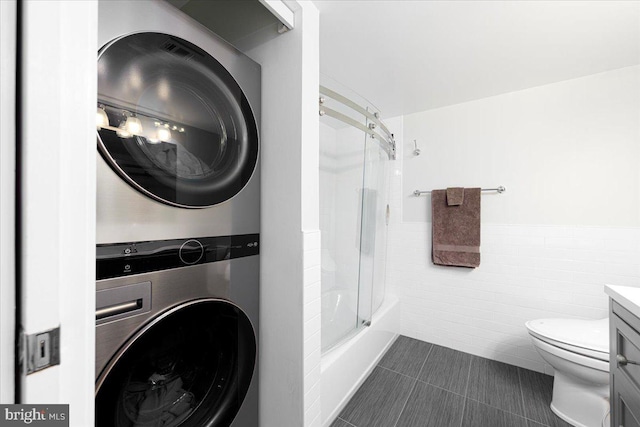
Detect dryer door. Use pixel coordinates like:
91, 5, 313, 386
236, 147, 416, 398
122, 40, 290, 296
95, 299, 256, 427
97, 32, 259, 208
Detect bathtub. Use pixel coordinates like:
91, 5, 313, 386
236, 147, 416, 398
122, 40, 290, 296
320, 294, 400, 426
321, 288, 360, 352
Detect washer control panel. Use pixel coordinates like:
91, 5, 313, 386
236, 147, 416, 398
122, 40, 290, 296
96, 234, 259, 280
179, 239, 205, 265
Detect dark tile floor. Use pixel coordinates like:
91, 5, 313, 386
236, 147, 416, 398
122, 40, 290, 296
330, 336, 572, 427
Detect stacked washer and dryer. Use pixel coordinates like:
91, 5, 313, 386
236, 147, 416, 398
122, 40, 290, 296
95, 2, 260, 426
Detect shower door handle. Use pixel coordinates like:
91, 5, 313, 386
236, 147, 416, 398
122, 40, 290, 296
617, 354, 639, 366
386, 204, 390, 226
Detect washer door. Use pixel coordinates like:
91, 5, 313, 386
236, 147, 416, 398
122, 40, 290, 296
97, 32, 259, 208
95, 299, 256, 427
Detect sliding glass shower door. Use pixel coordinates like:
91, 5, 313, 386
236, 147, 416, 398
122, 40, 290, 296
357, 113, 391, 326
319, 79, 395, 353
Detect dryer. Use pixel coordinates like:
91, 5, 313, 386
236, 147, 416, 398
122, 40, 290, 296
97, 0, 260, 244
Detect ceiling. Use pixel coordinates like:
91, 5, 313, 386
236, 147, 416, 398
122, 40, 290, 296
314, 1, 640, 119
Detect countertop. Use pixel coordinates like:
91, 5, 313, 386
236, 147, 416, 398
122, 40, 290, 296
605, 285, 640, 319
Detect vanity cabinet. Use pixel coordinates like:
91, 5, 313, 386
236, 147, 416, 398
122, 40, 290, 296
610, 300, 640, 427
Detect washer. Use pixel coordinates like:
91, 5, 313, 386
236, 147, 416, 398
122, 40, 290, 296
97, 0, 260, 244
95, 1, 260, 426
95, 235, 259, 426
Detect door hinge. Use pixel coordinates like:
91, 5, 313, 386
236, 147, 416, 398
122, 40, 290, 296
24, 326, 60, 374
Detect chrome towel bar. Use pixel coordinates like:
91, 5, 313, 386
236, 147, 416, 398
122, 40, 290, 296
413, 186, 506, 197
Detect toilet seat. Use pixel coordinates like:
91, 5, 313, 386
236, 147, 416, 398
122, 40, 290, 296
529, 336, 609, 373
525, 318, 609, 362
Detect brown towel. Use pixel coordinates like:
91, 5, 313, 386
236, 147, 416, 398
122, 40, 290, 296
446, 187, 464, 206
432, 188, 481, 268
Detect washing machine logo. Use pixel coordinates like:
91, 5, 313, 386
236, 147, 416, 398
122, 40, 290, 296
123, 245, 137, 255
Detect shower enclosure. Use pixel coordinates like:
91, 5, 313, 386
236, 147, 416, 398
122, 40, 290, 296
319, 80, 395, 353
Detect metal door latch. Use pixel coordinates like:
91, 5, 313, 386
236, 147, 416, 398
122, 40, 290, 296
25, 326, 60, 374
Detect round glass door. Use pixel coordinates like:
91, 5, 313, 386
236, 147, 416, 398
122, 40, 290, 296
97, 32, 258, 208
95, 299, 256, 427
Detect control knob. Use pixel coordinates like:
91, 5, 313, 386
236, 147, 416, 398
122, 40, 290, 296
179, 239, 204, 265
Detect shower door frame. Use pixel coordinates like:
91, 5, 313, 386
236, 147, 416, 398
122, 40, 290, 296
319, 84, 395, 353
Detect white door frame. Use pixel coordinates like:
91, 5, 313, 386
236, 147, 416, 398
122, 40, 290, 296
0, 0, 17, 404
18, 2, 97, 425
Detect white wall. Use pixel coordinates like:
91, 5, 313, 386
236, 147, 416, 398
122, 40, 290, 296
300, 3, 321, 426
0, 0, 17, 403
245, 2, 321, 426
19, 1, 97, 423
388, 66, 640, 374
403, 66, 640, 226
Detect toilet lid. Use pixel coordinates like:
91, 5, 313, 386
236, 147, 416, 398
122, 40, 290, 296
526, 318, 609, 361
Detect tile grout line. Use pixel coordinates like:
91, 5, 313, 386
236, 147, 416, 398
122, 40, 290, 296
380, 363, 483, 401
516, 367, 528, 422
459, 355, 474, 427
337, 417, 357, 427
391, 378, 418, 427
415, 377, 468, 398
465, 357, 540, 423
463, 356, 473, 398
414, 343, 434, 380
390, 344, 434, 427
461, 364, 544, 425
377, 365, 420, 382
463, 396, 548, 426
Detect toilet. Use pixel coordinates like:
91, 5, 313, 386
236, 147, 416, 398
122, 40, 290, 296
525, 318, 609, 427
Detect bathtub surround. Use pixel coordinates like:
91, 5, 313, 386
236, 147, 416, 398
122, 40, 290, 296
387, 65, 640, 375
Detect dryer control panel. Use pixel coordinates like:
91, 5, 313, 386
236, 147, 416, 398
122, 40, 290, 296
96, 234, 259, 280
